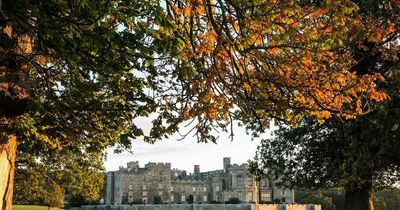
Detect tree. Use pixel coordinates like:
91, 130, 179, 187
320, 189, 345, 210
162, 2, 399, 210
242, 1, 399, 210
300, 193, 335, 210
251, 61, 400, 210
151, 0, 396, 144
13, 164, 47, 205
0, 1, 176, 210
13, 150, 105, 206
374, 188, 400, 210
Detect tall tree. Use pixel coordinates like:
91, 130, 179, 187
251, 63, 400, 210
249, 1, 399, 210
0, 1, 176, 209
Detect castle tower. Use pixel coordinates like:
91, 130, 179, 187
223, 157, 231, 173
194, 165, 200, 174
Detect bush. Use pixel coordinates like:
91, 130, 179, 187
299, 192, 335, 210
225, 197, 241, 204
153, 196, 162, 204
186, 195, 194, 204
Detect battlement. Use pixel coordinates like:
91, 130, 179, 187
127, 161, 139, 171
144, 162, 171, 169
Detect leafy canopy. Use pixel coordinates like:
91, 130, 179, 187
148, 0, 397, 143
249, 0, 400, 192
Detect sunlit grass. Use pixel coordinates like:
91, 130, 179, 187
12, 205, 80, 210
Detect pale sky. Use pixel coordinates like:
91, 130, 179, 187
104, 117, 274, 173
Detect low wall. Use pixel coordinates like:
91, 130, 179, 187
82, 205, 251, 210
82, 204, 321, 210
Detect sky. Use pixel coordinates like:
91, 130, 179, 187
104, 118, 275, 173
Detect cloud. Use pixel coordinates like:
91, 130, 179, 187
105, 118, 275, 172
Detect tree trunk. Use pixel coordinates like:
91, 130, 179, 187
344, 185, 374, 210
0, 134, 17, 210
0, 24, 32, 210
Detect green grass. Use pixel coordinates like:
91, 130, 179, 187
12, 205, 80, 210
12, 206, 59, 210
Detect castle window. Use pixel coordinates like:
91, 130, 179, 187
215, 186, 219, 192
128, 184, 133, 190
261, 193, 271, 202
158, 183, 163, 189
246, 192, 252, 202
203, 187, 207, 192
143, 185, 147, 190
248, 178, 253, 186
237, 177, 243, 183
181, 195, 185, 202
170, 195, 174, 202
203, 196, 207, 202
143, 191, 147, 196
170, 186, 174, 192
192, 187, 196, 192
159, 191, 163, 196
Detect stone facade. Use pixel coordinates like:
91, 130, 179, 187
82, 204, 321, 210
105, 158, 293, 205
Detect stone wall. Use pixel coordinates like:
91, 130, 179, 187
82, 204, 321, 210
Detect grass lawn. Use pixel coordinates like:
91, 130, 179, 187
12, 205, 80, 210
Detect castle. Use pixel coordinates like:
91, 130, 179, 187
105, 158, 294, 205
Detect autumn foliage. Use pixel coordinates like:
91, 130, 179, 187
158, 0, 398, 130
